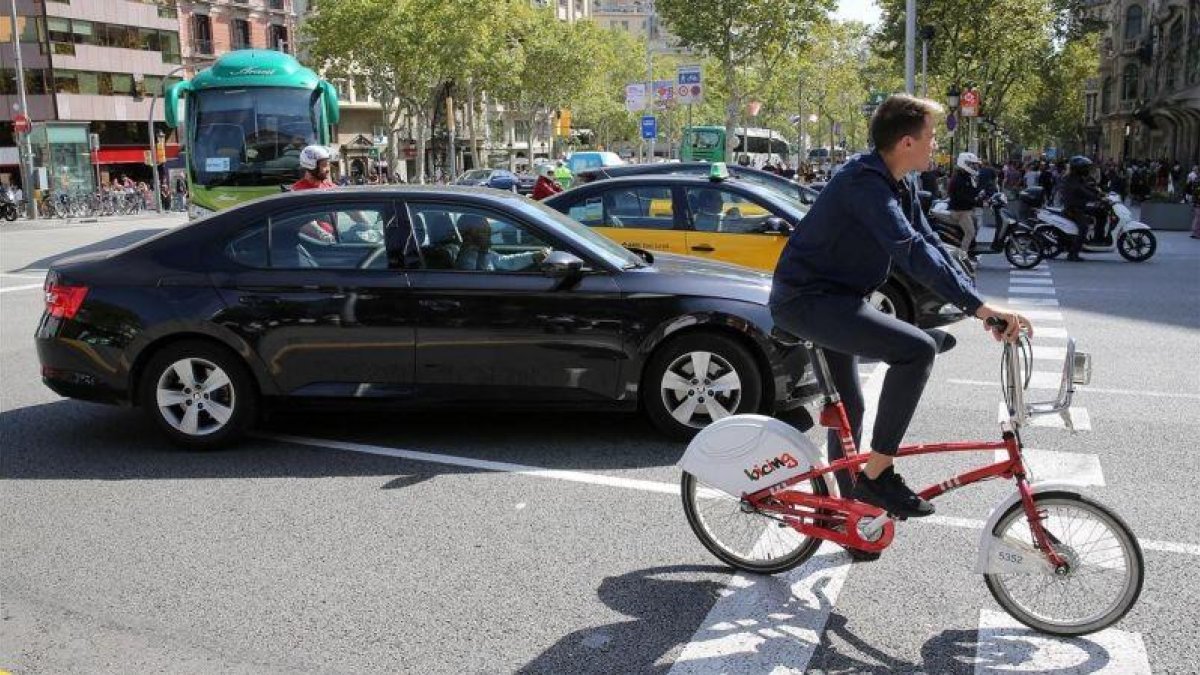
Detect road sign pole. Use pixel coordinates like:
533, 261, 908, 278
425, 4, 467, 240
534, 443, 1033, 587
11, 0, 36, 220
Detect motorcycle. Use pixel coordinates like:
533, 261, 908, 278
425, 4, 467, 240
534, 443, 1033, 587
928, 191, 1044, 270
1023, 187, 1156, 263
0, 191, 19, 222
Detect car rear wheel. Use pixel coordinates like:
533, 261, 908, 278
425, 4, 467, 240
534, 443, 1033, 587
140, 340, 257, 450
868, 282, 914, 324
643, 333, 763, 440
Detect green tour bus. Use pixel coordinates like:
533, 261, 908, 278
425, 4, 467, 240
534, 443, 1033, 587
164, 50, 340, 218
681, 126, 790, 168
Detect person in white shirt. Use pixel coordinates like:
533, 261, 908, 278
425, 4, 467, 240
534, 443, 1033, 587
454, 214, 548, 272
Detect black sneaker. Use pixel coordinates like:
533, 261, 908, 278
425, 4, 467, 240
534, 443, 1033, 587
852, 467, 935, 518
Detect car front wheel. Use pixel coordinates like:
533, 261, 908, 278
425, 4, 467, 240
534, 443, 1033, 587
140, 340, 257, 449
643, 333, 763, 440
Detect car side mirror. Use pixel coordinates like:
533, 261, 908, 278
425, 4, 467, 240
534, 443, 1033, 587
541, 250, 584, 278
764, 217, 793, 234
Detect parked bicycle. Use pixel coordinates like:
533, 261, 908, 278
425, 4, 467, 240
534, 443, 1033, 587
679, 318, 1142, 636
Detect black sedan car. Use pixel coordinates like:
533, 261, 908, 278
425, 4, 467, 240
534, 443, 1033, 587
37, 186, 819, 448
543, 174, 973, 328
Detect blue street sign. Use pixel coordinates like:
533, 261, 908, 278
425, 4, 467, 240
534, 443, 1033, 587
641, 115, 657, 140
946, 113, 957, 132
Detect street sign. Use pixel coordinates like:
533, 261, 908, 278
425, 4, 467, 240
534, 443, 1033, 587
946, 113, 957, 131
625, 83, 647, 112
12, 114, 30, 135
960, 89, 980, 117
676, 65, 703, 104
641, 115, 657, 140
869, 91, 888, 106
652, 80, 674, 109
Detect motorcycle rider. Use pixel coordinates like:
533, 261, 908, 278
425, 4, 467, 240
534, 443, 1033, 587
1060, 155, 1104, 261
292, 145, 336, 191
947, 152, 982, 256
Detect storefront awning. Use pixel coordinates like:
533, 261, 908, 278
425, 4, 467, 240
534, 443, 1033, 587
93, 145, 182, 165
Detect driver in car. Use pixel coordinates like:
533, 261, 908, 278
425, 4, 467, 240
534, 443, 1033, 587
454, 214, 548, 271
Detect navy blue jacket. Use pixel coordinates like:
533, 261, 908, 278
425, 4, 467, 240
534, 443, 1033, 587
771, 151, 984, 316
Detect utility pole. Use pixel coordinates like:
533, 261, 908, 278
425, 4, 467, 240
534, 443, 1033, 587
796, 77, 804, 167
446, 93, 456, 179
920, 26, 935, 99
11, 0, 36, 220
645, 0, 656, 163
905, 0, 916, 94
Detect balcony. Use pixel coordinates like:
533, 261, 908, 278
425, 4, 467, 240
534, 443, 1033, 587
268, 0, 286, 10
191, 38, 213, 55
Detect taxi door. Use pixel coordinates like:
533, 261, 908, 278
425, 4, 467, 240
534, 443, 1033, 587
682, 185, 790, 272
561, 185, 688, 257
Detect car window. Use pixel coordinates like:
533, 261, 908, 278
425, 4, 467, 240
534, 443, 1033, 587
268, 203, 389, 270
225, 221, 268, 268
579, 186, 675, 230
513, 198, 644, 269
407, 203, 550, 273
686, 187, 774, 234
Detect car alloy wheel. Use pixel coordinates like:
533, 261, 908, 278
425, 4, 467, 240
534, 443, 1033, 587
659, 350, 743, 428
155, 357, 236, 437
868, 290, 897, 317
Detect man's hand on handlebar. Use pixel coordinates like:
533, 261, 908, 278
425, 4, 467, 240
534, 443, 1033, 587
974, 304, 1033, 343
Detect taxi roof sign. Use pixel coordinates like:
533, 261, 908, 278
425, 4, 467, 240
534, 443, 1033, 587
709, 162, 730, 181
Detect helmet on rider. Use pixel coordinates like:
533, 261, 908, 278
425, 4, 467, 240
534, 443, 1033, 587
299, 145, 333, 171
1069, 155, 1093, 173
956, 152, 981, 176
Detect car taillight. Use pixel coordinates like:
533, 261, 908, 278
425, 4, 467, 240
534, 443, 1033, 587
44, 277, 88, 319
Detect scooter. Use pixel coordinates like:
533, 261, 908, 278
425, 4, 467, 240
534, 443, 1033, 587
928, 191, 1044, 270
1024, 188, 1156, 262
0, 191, 19, 222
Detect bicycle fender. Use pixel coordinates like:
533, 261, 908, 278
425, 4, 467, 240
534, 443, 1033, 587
974, 481, 1083, 574
678, 414, 837, 498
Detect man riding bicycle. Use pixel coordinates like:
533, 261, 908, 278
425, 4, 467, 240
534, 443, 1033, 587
770, 94, 1031, 522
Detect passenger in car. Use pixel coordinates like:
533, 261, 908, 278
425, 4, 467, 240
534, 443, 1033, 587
454, 214, 548, 272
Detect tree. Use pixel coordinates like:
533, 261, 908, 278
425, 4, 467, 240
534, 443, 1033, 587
655, 0, 833, 162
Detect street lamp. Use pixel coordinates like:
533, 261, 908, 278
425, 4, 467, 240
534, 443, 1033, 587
147, 59, 216, 213
919, 26, 935, 98
946, 84, 961, 161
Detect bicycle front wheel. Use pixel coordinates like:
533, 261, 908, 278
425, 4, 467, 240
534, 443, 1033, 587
984, 492, 1143, 636
681, 471, 827, 574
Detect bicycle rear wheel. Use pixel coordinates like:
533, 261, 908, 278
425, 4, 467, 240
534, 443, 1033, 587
681, 471, 827, 574
984, 492, 1143, 636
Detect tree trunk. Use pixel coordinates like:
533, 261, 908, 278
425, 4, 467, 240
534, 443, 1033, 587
723, 57, 739, 164
466, 81, 480, 172
414, 107, 428, 185
528, 109, 539, 171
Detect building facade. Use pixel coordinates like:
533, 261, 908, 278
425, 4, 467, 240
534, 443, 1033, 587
0, 0, 186, 192
1088, 0, 1200, 165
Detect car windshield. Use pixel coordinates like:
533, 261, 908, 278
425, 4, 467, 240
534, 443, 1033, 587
461, 170, 492, 181
190, 87, 320, 187
735, 181, 810, 223
513, 199, 645, 269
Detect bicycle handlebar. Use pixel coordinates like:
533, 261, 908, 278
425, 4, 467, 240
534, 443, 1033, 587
985, 316, 1009, 332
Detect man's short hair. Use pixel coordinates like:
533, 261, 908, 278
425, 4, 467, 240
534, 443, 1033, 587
870, 94, 944, 152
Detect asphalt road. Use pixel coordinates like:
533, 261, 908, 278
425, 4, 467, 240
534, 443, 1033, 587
1, 214, 1198, 673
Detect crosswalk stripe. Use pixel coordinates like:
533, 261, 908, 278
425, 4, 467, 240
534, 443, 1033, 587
993, 448, 1105, 485
1014, 309, 1065, 321
1003, 277, 1054, 285
1032, 326, 1069, 339
669, 543, 851, 674
997, 402, 1091, 431
1007, 297, 1060, 306
1030, 345, 1067, 361
1007, 286, 1057, 295
973, 610, 1150, 674
1009, 271, 1052, 277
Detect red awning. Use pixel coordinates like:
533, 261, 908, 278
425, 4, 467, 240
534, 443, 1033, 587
93, 145, 182, 165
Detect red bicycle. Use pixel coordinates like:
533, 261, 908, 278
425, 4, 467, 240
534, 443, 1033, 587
679, 319, 1143, 636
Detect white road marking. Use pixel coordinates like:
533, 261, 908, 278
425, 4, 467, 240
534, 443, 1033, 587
993, 448, 1105, 486
1007, 286, 1057, 295
668, 543, 851, 674
1006, 297, 1060, 306
1031, 326, 1069, 339
973, 610, 1150, 674
0, 283, 44, 294
1003, 277, 1054, 285
260, 434, 1200, 557
951, 378, 1200, 399
0, 272, 44, 279
1012, 309, 1064, 321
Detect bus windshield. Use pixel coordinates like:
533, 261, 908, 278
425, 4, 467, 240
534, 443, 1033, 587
190, 87, 320, 187
690, 130, 722, 150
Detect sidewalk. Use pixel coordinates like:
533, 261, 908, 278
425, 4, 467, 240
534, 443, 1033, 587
2, 210, 188, 230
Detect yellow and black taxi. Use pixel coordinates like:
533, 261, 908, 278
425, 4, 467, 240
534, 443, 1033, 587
543, 164, 972, 327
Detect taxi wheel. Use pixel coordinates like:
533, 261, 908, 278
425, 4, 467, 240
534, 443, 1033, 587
643, 333, 763, 441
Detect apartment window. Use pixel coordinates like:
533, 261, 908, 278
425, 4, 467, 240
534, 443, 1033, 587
1101, 76, 1113, 113
192, 15, 213, 54
25, 69, 49, 95
268, 24, 288, 52
231, 19, 251, 49
158, 5, 178, 19
0, 16, 43, 43
1124, 5, 1143, 41
0, 69, 15, 95
55, 71, 79, 94
269, 0, 286, 9
1122, 63, 1139, 100
47, 16, 71, 44
161, 32, 181, 64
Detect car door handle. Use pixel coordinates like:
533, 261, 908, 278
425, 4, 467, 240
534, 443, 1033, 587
690, 244, 715, 252
419, 299, 461, 311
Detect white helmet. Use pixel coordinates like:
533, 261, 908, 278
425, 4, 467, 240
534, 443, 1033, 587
956, 152, 981, 176
299, 145, 333, 171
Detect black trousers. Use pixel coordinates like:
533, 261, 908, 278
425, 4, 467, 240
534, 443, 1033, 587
1065, 209, 1093, 257
771, 293, 937, 495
